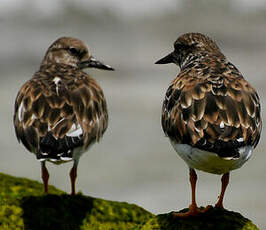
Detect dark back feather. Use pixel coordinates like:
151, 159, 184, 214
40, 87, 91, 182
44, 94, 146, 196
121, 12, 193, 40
162, 53, 261, 158
14, 63, 108, 161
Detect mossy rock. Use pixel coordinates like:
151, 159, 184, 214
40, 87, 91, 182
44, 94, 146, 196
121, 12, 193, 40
0, 173, 259, 230
0, 173, 153, 230
137, 207, 259, 230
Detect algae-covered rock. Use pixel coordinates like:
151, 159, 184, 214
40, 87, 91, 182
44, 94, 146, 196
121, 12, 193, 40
0, 173, 259, 230
0, 173, 153, 230
137, 207, 259, 230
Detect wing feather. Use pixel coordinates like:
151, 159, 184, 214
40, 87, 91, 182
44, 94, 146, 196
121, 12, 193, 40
14, 64, 108, 160
162, 64, 261, 158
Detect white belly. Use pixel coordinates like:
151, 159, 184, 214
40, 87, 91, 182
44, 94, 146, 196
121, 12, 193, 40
170, 141, 253, 174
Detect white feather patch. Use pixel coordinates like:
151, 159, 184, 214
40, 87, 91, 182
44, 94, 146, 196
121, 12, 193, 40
170, 140, 253, 175
53, 77, 61, 95
18, 102, 24, 122
60, 156, 72, 161
66, 123, 83, 137
31, 114, 37, 120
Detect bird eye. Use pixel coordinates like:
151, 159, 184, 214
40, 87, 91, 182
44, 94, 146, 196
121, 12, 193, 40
174, 43, 194, 51
69, 47, 80, 56
69, 47, 86, 58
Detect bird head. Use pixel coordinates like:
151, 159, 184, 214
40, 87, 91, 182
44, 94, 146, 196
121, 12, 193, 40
41, 37, 114, 71
155, 32, 223, 68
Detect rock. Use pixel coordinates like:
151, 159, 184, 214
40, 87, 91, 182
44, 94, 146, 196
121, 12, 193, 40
138, 207, 259, 230
0, 173, 259, 230
0, 173, 153, 230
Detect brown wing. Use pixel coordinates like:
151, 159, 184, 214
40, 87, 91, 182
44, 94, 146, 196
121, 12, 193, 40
13, 64, 108, 161
162, 65, 261, 158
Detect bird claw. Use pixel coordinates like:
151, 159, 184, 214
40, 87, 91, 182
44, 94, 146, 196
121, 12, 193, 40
172, 205, 212, 218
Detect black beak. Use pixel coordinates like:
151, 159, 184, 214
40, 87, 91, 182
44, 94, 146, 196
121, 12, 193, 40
79, 56, 114, 71
155, 52, 175, 64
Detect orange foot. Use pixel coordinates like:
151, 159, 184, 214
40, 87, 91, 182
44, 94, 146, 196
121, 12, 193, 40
172, 205, 212, 218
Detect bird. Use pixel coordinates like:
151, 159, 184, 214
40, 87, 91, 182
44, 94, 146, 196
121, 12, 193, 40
13, 37, 114, 195
155, 32, 261, 217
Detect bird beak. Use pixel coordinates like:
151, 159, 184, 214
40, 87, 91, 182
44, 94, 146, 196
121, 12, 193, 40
155, 52, 175, 64
79, 56, 114, 71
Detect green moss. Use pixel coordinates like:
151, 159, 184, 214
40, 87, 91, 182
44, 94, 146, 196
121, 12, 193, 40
0, 173, 152, 230
137, 207, 259, 230
0, 173, 259, 230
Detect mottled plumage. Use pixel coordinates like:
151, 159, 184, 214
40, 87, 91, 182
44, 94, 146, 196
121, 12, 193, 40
156, 32, 261, 216
14, 37, 114, 194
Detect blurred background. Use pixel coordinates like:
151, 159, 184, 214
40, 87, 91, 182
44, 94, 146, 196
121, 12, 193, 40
1, 0, 266, 228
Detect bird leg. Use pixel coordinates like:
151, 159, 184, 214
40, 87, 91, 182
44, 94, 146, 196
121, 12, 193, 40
69, 161, 78, 195
173, 168, 211, 218
215, 172, 230, 208
41, 161, 49, 193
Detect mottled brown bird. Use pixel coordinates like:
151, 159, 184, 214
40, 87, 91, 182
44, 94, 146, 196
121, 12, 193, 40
14, 37, 114, 195
156, 32, 261, 217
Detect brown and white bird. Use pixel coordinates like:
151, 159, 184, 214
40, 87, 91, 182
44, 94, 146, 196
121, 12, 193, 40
155, 32, 261, 217
14, 37, 113, 195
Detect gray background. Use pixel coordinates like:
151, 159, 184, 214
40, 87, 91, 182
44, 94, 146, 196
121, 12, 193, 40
1, 0, 266, 228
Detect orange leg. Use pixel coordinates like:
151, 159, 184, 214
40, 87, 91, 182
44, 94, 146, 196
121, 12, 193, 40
173, 168, 211, 218
215, 172, 230, 208
41, 161, 49, 193
69, 164, 77, 195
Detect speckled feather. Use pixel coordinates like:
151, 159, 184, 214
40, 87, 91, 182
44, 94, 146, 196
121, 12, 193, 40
161, 33, 261, 158
14, 38, 108, 162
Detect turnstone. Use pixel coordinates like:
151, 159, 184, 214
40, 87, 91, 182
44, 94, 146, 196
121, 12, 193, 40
155, 32, 261, 217
14, 37, 114, 195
